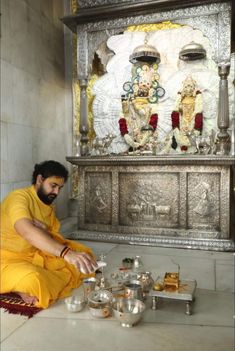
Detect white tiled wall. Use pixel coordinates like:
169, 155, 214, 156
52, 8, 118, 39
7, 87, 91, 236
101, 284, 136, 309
0, 0, 73, 218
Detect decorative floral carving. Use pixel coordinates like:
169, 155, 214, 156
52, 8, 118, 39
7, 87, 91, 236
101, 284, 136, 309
75, 3, 231, 63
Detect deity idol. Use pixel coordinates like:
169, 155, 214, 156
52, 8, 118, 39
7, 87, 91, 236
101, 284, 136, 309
118, 63, 165, 152
171, 75, 203, 153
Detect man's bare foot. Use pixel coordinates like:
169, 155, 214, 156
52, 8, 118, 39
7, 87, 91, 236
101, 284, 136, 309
17, 292, 38, 305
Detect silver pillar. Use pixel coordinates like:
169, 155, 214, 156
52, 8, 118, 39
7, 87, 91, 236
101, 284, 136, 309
215, 62, 231, 155
79, 78, 89, 156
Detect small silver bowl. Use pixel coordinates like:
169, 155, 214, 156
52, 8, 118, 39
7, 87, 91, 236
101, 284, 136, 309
112, 298, 145, 327
88, 290, 113, 318
122, 258, 134, 269
65, 296, 86, 312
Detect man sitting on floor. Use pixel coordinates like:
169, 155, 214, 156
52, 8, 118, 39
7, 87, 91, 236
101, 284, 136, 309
0, 160, 97, 309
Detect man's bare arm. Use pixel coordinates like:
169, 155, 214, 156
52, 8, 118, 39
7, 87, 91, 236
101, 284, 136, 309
15, 218, 64, 256
14, 218, 97, 274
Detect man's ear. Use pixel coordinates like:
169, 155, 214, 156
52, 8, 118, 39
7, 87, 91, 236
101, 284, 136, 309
36, 174, 44, 185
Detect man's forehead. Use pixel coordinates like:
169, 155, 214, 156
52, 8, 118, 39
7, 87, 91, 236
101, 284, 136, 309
45, 176, 65, 186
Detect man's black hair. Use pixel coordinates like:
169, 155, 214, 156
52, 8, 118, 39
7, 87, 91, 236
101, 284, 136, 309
32, 160, 69, 184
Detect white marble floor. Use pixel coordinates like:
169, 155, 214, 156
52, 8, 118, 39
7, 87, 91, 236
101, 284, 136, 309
1, 242, 234, 351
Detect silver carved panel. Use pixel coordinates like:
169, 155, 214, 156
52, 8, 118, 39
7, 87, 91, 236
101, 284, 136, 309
119, 172, 179, 228
77, 0, 131, 7
69, 156, 234, 252
77, 163, 232, 237
220, 167, 231, 238
76, 2, 231, 72
77, 30, 88, 78
84, 172, 112, 224
187, 172, 220, 231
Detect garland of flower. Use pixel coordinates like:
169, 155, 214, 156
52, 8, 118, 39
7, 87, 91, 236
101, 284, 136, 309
119, 113, 158, 137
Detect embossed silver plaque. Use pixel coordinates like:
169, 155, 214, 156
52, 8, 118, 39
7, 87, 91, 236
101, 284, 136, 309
67, 156, 235, 252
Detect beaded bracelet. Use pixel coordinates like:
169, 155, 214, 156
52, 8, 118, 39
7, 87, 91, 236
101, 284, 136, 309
60, 246, 70, 258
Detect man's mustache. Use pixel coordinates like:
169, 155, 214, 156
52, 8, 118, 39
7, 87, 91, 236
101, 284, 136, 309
48, 194, 57, 199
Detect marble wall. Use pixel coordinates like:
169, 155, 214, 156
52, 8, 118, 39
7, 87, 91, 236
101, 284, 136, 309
0, 0, 73, 218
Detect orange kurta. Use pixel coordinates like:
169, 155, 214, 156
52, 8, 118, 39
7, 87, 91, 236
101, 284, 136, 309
0, 185, 93, 308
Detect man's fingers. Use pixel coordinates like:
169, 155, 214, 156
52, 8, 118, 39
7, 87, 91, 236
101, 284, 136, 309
78, 254, 97, 274
80, 253, 98, 272
64, 250, 98, 274
78, 261, 89, 274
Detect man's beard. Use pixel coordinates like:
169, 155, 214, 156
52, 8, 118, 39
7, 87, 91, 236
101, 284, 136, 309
37, 185, 57, 205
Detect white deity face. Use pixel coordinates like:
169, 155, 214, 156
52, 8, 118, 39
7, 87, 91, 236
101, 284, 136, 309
184, 83, 195, 96
182, 77, 196, 97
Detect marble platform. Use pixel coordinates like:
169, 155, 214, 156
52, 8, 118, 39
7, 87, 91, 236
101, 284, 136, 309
1, 241, 234, 351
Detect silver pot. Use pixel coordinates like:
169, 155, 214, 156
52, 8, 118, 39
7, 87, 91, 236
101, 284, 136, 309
88, 290, 113, 318
122, 258, 134, 269
133, 256, 144, 272
83, 277, 97, 300
137, 271, 154, 293
123, 280, 144, 301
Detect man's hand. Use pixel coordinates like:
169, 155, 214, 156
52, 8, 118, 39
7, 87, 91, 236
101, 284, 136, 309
63, 250, 98, 274
14, 218, 97, 273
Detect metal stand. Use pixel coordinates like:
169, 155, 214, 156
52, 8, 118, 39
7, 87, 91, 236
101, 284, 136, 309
150, 280, 197, 315
151, 296, 158, 310
185, 301, 192, 315
151, 297, 193, 315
